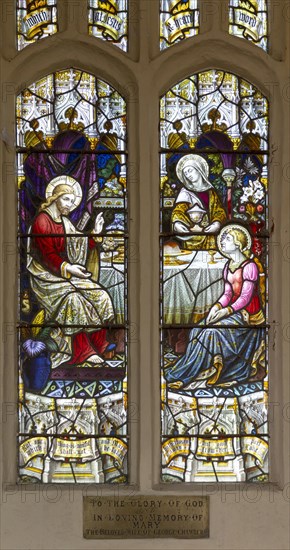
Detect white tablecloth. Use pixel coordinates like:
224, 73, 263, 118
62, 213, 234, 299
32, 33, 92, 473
99, 262, 125, 324
162, 250, 227, 324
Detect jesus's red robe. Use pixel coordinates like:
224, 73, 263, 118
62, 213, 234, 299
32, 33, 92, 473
31, 212, 110, 365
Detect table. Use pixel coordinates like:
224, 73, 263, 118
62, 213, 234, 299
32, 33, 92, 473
162, 250, 227, 324
99, 261, 125, 325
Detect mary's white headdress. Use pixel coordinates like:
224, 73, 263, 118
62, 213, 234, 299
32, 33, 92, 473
176, 154, 212, 190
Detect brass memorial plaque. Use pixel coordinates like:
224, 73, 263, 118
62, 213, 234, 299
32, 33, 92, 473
83, 496, 209, 539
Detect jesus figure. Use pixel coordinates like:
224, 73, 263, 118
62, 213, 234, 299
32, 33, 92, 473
27, 175, 115, 368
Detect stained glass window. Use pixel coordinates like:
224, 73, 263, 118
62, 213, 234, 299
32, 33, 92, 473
160, 70, 269, 482
229, 0, 268, 51
160, 1, 199, 50
17, 0, 58, 51
88, 0, 128, 52
17, 69, 128, 483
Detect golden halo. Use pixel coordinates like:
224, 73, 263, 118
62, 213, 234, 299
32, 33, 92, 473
45, 176, 82, 208
217, 224, 252, 256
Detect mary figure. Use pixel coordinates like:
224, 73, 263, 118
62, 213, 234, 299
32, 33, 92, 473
171, 154, 226, 250
164, 224, 266, 389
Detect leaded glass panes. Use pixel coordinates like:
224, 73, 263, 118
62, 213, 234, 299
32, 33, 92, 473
17, 0, 58, 51
88, 0, 128, 52
160, 70, 269, 483
17, 69, 128, 483
229, 0, 268, 51
160, 1, 199, 50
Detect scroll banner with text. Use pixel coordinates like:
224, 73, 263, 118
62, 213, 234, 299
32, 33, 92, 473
241, 436, 268, 464
98, 437, 127, 466
233, 7, 262, 41
163, 1, 198, 44
24, 7, 52, 40
53, 438, 95, 461
20, 437, 48, 464
91, 1, 123, 41
162, 438, 190, 465
196, 437, 235, 461
20, 437, 128, 464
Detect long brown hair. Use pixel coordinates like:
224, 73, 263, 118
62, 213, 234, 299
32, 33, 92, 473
40, 184, 75, 211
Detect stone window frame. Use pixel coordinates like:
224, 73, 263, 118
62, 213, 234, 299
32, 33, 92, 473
0, 0, 289, 539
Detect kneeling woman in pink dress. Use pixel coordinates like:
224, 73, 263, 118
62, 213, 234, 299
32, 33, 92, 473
165, 224, 266, 390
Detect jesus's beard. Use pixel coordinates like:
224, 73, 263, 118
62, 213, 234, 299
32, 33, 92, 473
59, 207, 70, 215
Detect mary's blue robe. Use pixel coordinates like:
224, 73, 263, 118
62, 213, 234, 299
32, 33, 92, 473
164, 313, 265, 387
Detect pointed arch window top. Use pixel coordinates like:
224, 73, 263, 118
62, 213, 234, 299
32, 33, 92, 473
16, 68, 127, 150
229, 0, 268, 51
88, 0, 128, 52
160, 70, 269, 156
17, 0, 58, 51
160, 0, 199, 51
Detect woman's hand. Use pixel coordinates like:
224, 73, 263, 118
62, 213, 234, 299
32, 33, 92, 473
174, 221, 190, 234
67, 264, 91, 279
94, 212, 105, 234
204, 221, 220, 233
206, 304, 221, 324
208, 307, 230, 324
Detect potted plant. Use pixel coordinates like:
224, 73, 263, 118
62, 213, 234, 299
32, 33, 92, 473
22, 320, 58, 393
